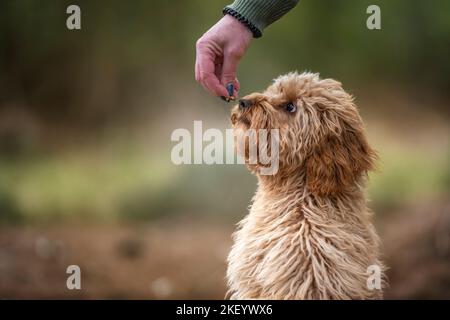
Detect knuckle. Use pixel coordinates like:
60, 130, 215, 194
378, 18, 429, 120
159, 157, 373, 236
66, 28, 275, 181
199, 72, 209, 82
196, 38, 207, 50
228, 46, 245, 58
222, 73, 235, 82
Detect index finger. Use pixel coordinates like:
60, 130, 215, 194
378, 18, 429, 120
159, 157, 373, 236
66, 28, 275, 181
195, 48, 228, 97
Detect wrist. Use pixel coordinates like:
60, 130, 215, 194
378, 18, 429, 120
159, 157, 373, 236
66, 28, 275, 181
224, 0, 300, 38
220, 14, 253, 40
223, 7, 261, 38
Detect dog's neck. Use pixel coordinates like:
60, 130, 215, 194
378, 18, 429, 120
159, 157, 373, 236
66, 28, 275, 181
257, 170, 307, 197
257, 169, 365, 203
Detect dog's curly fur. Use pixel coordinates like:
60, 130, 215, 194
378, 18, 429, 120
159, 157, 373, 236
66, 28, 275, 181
228, 72, 385, 299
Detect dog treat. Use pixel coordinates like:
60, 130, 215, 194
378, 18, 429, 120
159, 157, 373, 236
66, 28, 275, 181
220, 83, 235, 102
227, 83, 235, 99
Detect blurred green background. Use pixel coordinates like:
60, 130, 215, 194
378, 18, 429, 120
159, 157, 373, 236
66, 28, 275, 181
0, 0, 449, 299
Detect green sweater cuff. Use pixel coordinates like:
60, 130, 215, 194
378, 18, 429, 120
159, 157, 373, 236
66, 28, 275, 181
224, 0, 299, 38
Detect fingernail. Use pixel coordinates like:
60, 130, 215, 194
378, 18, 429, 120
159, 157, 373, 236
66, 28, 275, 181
220, 96, 230, 102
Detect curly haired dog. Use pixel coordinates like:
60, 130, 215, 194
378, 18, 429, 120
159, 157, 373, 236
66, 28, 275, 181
227, 72, 384, 299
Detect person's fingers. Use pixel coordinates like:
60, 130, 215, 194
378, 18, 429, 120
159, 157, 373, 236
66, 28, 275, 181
197, 62, 228, 97
221, 77, 239, 99
214, 62, 223, 83
221, 53, 240, 98
195, 58, 200, 82
202, 73, 228, 97
233, 78, 240, 94
196, 42, 228, 97
194, 44, 204, 83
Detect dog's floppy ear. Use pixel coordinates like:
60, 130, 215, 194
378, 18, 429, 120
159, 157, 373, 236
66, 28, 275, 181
305, 125, 376, 196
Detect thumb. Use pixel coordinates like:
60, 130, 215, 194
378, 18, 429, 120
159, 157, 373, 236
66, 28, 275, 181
221, 54, 240, 97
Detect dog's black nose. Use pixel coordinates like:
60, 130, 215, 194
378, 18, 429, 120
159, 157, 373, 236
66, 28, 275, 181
239, 99, 252, 110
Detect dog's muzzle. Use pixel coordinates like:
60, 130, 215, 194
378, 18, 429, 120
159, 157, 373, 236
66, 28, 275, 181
231, 104, 250, 126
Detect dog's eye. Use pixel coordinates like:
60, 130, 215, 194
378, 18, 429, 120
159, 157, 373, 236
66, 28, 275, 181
283, 102, 297, 113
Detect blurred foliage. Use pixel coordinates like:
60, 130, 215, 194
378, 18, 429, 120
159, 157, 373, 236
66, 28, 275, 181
369, 149, 450, 212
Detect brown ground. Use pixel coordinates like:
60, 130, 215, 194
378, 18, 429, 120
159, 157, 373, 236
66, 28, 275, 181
1, 200, 449, 299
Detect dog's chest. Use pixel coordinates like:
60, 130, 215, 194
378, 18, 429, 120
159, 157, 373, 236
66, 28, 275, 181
228, 196, 307, 281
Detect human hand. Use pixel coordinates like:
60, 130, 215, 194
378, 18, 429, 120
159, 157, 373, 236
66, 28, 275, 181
195, 14, 252, 100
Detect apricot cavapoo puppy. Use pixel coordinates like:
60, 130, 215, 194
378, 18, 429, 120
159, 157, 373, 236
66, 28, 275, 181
228, 72, 385, 300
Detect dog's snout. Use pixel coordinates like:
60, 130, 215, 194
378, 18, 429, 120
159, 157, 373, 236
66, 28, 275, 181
239, 99, 252, 110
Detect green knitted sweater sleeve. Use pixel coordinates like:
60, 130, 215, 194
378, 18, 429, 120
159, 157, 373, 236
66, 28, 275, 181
223, 0, 299, 38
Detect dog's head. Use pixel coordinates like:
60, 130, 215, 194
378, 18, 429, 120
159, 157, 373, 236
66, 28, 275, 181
231, 72, 376, 195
